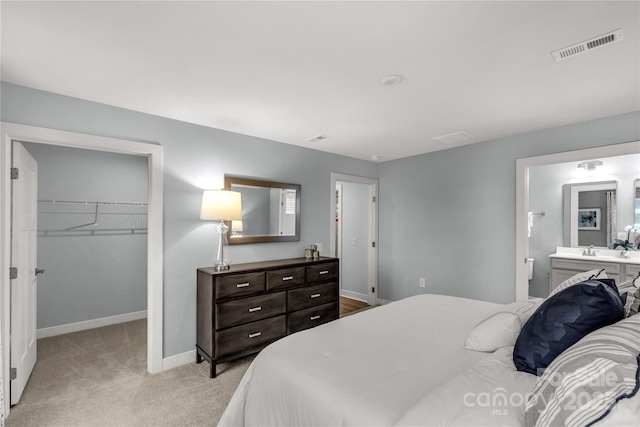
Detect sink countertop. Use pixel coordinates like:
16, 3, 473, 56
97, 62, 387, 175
549, 247, 640, 265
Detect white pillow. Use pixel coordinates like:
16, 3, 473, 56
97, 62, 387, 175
465, 300, 541, 352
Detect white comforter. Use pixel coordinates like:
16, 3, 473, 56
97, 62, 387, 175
219, 294, 640, 426
219, 294, 517, 426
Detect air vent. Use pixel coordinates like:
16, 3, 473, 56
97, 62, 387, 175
432, 131, 474, 145
552, 29, 623, 62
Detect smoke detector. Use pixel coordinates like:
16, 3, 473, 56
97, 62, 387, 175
552, 29, 623, 62
380, 75, 404, 86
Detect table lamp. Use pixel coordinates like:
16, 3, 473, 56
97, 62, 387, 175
200, 190, 242, 270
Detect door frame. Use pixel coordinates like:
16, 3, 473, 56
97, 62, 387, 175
515, 140, 640, 302
330, 173, 378, 305
1, 122, 164, 417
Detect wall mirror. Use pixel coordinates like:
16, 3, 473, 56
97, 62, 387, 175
224, 176, 301, 244
563, 181, 617, 248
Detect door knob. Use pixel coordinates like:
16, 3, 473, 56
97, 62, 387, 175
35, 268, 45, 276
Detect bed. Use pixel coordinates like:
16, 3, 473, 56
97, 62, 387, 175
219, 275, 640, 427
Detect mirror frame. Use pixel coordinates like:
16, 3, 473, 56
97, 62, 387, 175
224, 175, 301, 244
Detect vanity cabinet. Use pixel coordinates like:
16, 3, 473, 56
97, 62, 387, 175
549, 257, 636, 293
196, 257, 339, 378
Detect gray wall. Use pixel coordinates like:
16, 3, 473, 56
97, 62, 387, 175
377, 111, 640, 303
339, 181, 369, 296
3, 82, 639, 356
1, 82, 378, 358
21, 143, 148, 329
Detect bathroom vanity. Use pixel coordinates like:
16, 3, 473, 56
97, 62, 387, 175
549, 247, 640, 292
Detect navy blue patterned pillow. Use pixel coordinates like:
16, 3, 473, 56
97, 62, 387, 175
513, 279, 624, 375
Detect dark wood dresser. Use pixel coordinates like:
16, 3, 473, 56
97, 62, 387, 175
196, 257, 339, 377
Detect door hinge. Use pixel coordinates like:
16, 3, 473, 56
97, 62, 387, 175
9, 267, 17, 279
10, 367, 17, 380
372, 242, 376, 248
10, 167, 19, 179
372, 196, 376, 203
371, 287, 375, 293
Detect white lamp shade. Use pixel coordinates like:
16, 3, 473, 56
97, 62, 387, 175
231, 220, 243, 232
200, 190, 242, 221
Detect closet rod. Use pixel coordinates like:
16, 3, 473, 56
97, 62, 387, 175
38, 199, 147, 206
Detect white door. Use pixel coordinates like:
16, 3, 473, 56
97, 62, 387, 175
10, 141, 38, 405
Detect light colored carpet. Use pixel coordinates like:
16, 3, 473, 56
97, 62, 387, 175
6, 319, 252, 427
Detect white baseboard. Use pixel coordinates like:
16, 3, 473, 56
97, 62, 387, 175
37, 310, 148, 339
163, 349, 196, 371
340, 290, 368, 302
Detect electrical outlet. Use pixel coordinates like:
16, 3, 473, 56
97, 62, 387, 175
352, 238, 358, 246
419, 278, 426, 288
315, 243, 323, 253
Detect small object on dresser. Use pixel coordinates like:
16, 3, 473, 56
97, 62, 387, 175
305, 248, 313, 259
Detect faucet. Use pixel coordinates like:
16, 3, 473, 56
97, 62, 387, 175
583, 245, 597, 256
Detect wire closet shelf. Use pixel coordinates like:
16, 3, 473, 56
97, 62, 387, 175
37, 199, 148, 235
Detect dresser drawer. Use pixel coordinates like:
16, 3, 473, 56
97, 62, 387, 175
215, 271, 265, 299
306, 261, 338, 283
288, 302, 338, 334
215, 315, 286, 357
215, 292, 286, 330
266, 266, 306, 290
288, 281, 338, 311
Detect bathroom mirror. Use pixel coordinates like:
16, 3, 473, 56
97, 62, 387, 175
563, 181, 617, 248
224, 176, 301, 244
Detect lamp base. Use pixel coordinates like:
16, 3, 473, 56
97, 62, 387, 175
214, 220, 231, 270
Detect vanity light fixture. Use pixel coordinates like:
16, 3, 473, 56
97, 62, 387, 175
200, 189, 242, 270
577, 160, 604, 172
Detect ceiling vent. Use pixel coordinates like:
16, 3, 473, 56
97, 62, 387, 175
432, 131, 474, 145
552, 29, 623, 62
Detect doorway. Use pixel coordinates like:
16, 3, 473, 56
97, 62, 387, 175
330, 173, 378, 306
22, 142, 148, 337
1, 122, 164, 418
515, 140, 640, 301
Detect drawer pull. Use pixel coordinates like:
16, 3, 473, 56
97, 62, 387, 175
310, 315, 321, 320
282, 276, 294, 281
248, 332, 262, 339
319, 270, 329, 275
236, 283, 250, 288
248, 306, 262, 313
310, 293, 321, 298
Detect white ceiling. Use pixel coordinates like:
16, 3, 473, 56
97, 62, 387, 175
1, 1, 639, 162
